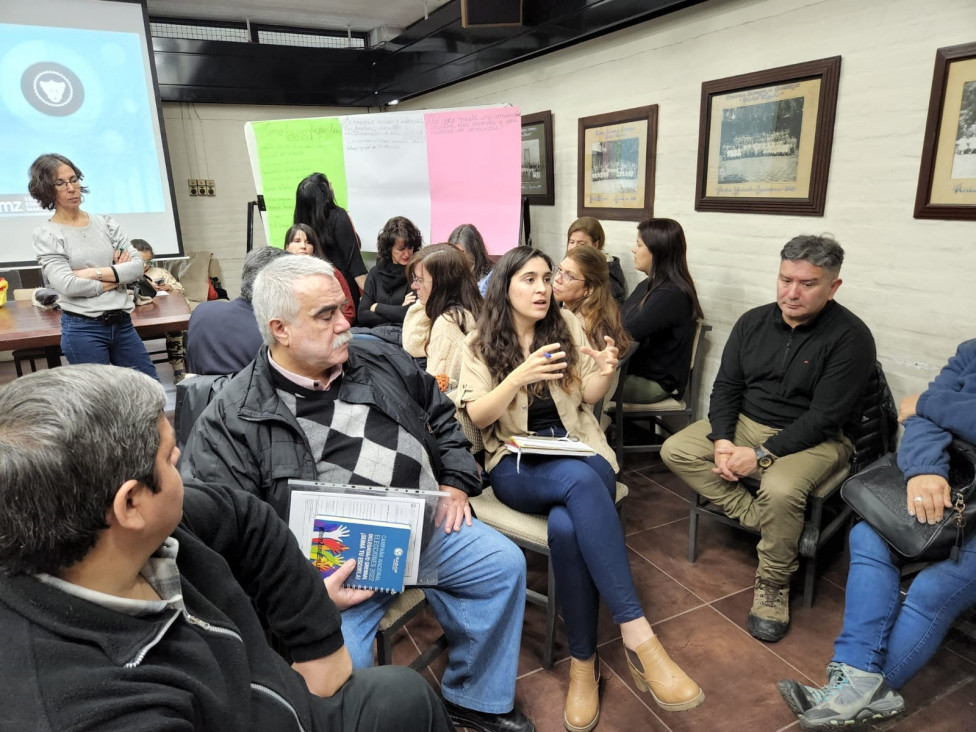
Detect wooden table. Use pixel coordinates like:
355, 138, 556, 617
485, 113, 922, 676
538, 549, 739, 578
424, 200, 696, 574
0, 293, 191, 369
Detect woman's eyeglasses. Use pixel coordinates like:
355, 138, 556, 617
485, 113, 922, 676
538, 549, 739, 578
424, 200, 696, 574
412, 275, 427, 285
553, 267, 583, 284
53, 176, 80, 189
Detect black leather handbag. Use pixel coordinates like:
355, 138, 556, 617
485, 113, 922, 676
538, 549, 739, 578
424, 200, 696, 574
840, 440, 976, 563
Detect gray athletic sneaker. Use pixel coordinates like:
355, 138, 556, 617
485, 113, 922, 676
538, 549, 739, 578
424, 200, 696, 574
777, 678, 829, 716
798, 662, 905, 729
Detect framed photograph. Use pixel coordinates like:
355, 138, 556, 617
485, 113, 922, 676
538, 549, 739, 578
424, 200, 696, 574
694, 56, 841, 216
577, 105, 657, 221
914, 42, 976, 220
521, 110, 554, 205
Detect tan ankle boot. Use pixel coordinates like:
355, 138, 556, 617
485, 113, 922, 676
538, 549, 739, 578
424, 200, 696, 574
624, 636, 704, 712
564, 655, 601, 732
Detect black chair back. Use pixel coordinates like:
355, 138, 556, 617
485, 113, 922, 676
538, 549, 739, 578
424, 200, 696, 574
844, 362, 898, 474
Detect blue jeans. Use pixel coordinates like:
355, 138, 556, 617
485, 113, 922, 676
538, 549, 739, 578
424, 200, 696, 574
341, 518, 525, 714
833, 520, 976, 689
490, 444, 642, 660
60, 312, 158, 380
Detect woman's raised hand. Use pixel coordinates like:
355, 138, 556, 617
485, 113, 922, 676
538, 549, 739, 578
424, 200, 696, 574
582, 336, 619, 376
510, 343, 567, 388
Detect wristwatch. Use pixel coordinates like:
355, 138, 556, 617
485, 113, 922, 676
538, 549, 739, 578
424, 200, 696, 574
754, 446, 775, 469
94, 268, 102, 280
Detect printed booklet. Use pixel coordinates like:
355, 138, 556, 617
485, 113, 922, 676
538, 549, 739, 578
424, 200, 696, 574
310, 515, 412, 594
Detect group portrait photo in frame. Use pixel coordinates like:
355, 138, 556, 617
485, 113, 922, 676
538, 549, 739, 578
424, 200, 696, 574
914, 41, 976, 220
695, 56, 841, 216
521, 110, 554, 205
577, 105, 657, 220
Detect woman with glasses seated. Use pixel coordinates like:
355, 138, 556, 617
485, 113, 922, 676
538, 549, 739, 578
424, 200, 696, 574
29, 153, 158, 379
553, 245, 631, 355
566, 217, 627, 304
357, 216, 423, 328
459, 248, 704, 732
620, 218, 703, 404
284, 223, 356, 324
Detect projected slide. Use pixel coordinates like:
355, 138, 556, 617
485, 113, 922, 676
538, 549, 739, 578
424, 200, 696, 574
245, 106, 522, 255
0, 0, 180, 267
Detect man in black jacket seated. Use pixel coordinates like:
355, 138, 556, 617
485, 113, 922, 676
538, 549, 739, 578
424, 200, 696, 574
662, 235, 876, 643
0, 364, 453, 732
181, 255, 533, 732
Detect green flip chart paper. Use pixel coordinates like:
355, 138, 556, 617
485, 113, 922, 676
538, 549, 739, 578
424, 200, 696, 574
250, 117, 347, 249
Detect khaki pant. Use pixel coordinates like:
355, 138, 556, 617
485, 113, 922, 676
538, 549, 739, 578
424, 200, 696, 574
661, 415, 851, 585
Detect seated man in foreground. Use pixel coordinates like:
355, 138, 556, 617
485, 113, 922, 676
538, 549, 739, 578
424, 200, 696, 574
662, 234, 875, 642
182, 255, 533, 732
0, 364, 453, 732
779, 339, 976, 729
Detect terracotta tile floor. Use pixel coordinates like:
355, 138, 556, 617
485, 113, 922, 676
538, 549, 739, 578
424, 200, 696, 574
3, 358, 975, 730
388, 453, 976, 732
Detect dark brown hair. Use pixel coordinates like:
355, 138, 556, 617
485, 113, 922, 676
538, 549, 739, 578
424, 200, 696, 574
284, 223, 324, 258
376, 216, 423, 262
566, 216, 605, 250
635, 218, 703, 319
474, 247, 579, 398
407, 244, 482, 351
28, 153, 89, 211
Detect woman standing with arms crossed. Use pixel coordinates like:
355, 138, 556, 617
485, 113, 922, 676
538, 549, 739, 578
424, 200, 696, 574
459, 248, 703, 732
29, 153, 157, 378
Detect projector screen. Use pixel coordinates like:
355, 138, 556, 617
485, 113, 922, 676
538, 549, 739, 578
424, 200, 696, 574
0, 0, 182, 268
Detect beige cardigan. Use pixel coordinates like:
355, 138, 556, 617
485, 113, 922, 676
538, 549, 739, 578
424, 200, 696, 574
458, 309, 618, 473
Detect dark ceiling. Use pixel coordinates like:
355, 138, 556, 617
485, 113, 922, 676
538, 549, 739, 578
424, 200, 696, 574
153, 0, 707, 107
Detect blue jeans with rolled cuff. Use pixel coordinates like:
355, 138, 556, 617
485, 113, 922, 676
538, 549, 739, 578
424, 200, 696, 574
832, 520, 976, 689
60, 310, 159, 380
489, 427, 642, 660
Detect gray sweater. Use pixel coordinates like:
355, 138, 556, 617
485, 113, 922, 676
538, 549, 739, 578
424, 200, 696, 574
33, 215, 145, 316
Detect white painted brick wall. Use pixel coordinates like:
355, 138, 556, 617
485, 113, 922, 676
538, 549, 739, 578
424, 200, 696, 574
397, 0, 976, 415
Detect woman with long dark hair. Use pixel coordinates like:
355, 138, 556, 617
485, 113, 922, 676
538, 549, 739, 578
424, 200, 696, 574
293, 173, 367, 297
283, 223, 356, 324
357, 216, 424, 327
29, 153, 157, 379
403, 244, 482, 399
459, 248, 704, 731
620, 218, 703, 404
447, 223, 493, 295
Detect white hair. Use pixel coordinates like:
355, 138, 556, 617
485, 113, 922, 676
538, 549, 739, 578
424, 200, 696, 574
252, 255, 336, 347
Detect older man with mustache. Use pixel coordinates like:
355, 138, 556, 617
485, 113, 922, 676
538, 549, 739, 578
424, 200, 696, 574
182, 255, 534, 732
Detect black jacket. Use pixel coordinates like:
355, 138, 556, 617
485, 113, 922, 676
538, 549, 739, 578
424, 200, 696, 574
707, 300, 876, 457
0, 483, 343, 732
181, 340, 481, 519
357, 259, 411, 327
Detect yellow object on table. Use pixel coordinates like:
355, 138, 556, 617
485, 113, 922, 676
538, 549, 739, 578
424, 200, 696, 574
0, 277, 8, 307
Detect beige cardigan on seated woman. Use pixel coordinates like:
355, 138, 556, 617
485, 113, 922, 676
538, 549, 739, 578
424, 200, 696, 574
457, 309, 618, 473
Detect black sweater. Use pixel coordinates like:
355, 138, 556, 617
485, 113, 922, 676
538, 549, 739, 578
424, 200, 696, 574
621, 280, 696, 397
707, 300, 876, 457
0, 482, 343, 731
357, 258, 411, 327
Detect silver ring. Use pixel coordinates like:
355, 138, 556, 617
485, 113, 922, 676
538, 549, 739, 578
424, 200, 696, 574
913, 496, 923, 502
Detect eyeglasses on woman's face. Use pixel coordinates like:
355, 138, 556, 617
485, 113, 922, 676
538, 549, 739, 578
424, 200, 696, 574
53, 176, 80, 189
553, 266, 584, 284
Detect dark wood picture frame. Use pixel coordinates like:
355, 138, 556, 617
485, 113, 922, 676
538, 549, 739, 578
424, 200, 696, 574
694, 56, 841, 216
577, 105, 657, 221
914, 42, 976, 220
521, 110, 555, 206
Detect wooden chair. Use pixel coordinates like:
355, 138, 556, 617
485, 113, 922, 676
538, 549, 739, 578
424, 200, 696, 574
468, 481, 629, 668
686, 362, 898, 607
605, 321, 711, 469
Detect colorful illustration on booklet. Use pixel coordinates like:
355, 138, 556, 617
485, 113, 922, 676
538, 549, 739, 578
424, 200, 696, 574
310, 518, 351, 577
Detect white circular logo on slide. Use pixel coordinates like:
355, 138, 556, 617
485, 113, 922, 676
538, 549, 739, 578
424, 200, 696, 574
393, 548, 404, 557
21, 62, 85, 116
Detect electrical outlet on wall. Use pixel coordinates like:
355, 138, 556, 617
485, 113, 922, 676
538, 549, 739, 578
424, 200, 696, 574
205, 179, 216, 197
188, 179, 200, 196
